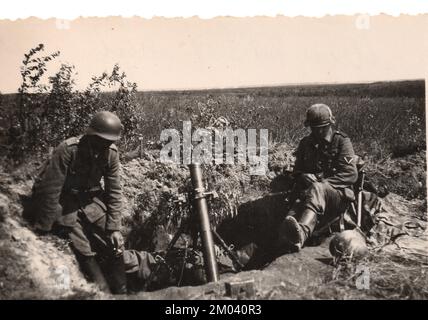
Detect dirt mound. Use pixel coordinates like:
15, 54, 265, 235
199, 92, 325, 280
0, 178, 101, 299
366, 150, 427, 200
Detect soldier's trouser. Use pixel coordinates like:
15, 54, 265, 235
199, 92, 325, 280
123, 250, 158, 291
279, 181, 349, 249
68, 213, 108, 257
67, 212, 127, 294
301, 181, 349, 225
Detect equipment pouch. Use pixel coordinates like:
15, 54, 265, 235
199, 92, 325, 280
82, 196, 107, 223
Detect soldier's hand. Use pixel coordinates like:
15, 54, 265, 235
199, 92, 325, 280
108, 231, 124, 251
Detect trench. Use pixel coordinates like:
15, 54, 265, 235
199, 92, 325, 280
121, 191, 293, 294
2, 167, 426, 299
0, 157, 297, 297
5, 152, 426, 298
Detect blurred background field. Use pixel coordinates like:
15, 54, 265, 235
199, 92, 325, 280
131, 82, 425, 157
1, 77, 425, 159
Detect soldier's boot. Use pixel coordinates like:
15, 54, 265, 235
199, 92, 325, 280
79, 255, 111, 293
104, 254, 128, 294
283, 209, 318, 251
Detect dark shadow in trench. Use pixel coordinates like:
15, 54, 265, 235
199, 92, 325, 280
214, 172, 303, 270
216, 192, 293, 270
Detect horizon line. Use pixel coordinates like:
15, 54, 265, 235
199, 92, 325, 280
0, 78, 424, 95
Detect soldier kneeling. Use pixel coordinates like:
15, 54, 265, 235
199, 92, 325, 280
30, 111, 128, 294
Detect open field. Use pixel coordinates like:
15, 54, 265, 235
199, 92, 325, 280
1, 80, 425, 156
132, 81, 426, 157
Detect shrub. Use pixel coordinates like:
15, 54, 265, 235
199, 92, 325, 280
8, 45, 141, 162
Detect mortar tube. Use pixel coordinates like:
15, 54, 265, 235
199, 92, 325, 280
188, 163, 219, 283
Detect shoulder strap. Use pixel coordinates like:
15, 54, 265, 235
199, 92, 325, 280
334, 130, 348, 138
64, 137, 80, 174
65, 136, 81, 147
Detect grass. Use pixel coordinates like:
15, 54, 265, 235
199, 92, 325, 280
1, 80, 425, 156
309, 254, 428, 300
126, 81, 425, 155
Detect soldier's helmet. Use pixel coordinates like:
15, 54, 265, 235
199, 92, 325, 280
329, 229, 368, 262
304, 103, 336, 127
86, 111, 123, 141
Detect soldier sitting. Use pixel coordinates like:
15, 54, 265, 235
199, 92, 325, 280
30, 111, 127, 294
280, 104, 359, 251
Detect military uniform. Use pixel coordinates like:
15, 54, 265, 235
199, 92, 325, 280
32, 135, 123, 256
278, 103, 361, 252
30, 111, 128, 294
293, 130, 358, 222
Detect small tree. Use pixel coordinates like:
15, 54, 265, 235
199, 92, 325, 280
9, 45, 141, 163
43, 63, 78, 146
9, 44, 59, 161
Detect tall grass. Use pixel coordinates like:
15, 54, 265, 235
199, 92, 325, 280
0, 44, 425, 165
129, 90, 425, 159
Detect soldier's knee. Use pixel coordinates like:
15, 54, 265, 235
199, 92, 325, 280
304, 181, 329, 204
302, 183, 328, 215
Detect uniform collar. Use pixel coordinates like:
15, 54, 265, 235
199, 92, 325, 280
310, 129, 334, 146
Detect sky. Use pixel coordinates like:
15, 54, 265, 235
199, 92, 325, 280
0, 15, 427, 93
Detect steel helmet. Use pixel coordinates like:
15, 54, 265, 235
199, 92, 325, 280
86, 111, 123, 141
329, 229, 368, 262
304, 104, 336, 127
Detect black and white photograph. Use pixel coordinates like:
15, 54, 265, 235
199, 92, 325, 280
0, 8, 427, 305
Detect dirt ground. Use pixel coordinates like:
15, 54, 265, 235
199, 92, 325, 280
0, 148, 427, 300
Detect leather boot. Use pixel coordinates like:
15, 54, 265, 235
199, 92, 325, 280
103, 253, 128, 294
79, 255, 111, 293
282, 209, 318, 251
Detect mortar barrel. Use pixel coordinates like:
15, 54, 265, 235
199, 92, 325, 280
189, 163, 219, 283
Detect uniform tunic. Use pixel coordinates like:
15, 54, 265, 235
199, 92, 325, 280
32, 135, 123, 255
293, 131, 358, 218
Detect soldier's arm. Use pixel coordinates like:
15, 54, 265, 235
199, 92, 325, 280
104, 147, 123, 231
325, 136, 358, 188
292, 138, 306, 175
33, 142, 72, 231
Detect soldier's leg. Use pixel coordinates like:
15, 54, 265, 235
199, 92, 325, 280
68, 215, 110, 293
81, 202, 127, 295
123, 250, 158, 292
281, 181, 345, 251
